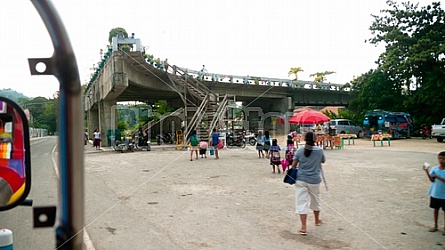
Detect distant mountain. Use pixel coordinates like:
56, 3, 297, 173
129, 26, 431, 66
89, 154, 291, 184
0, 88, 30, 103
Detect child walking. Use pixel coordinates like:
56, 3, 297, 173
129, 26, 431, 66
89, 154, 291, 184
256, 131, 265, 158
263, 130, 271, 159
283, 146, 296, 172
188, 130, 199, 161
269, 139, 281, 173
423, 151, 445, 233
199, 141, 208, 158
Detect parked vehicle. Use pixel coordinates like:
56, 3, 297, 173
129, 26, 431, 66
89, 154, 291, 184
226, 131, 246, 148
363, 110, 414, 138
420, 125, 432, 139
112, 137, 135, 153
330, 119, 363, 137
134, 128, 151, 151
431, 118, 445, 142
245, 133, 257, 146
156, 132, 174, 145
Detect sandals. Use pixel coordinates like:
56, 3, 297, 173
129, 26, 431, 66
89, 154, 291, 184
299, 230, 307, 235
429, 228, 438, 232
315, 220, 322, 226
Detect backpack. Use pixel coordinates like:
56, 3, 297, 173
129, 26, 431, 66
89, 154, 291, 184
270, 146, 280, 162
190, 135, 198, 146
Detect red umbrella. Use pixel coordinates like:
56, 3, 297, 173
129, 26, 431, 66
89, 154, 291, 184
289, 110, 330, 125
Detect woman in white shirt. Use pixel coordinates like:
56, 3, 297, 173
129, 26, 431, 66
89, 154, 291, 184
93, 128, 100, 150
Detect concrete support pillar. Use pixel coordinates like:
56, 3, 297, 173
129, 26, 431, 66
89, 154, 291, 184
88, 109, 99, 140
273, 97, 293, 135
98, 100, 117, 147
277, 97, 293, 113
242, 98, 294, 135
242, 106, 262, 132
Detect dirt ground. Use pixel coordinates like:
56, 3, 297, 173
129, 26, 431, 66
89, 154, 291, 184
84, 136, 445, 250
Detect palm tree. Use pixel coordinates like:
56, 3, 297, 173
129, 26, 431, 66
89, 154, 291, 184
288, 67, 304, 80
309, 71, 335, 82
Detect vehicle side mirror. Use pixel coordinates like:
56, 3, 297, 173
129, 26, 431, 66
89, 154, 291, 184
0, 96, 31, 211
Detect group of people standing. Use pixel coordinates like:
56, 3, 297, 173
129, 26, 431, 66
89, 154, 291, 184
255, 130, 283, 173
187, 128, 220, 161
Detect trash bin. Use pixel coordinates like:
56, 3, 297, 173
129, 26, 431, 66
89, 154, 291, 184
106, 129, 121, 146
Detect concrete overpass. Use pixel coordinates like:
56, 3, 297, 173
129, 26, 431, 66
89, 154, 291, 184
84, 37, 351, 146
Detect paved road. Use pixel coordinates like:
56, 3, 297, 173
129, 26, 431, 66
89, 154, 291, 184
3, 137, 444, 249
0, 137, 58, 249
83, 137, 445, 250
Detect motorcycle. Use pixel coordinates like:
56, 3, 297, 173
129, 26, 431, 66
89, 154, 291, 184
156, 132, 174, 145
226, 132, 247, 148
245, 133, 258, 146
112, 137, 135, 153
420, 125, 432, 139
134, 128, 151, 151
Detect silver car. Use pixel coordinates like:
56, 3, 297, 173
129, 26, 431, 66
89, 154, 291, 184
330, 119, 363, 137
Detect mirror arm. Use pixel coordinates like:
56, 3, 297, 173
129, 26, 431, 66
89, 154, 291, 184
30, 1, 84, 249
21, 198, 33, 207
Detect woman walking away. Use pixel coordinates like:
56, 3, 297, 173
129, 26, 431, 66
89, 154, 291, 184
269, 139, 281, 173
93, 128, 101, 150
291, 131, 326, 235
256, 131, 264, 158
263, 130, 271, 158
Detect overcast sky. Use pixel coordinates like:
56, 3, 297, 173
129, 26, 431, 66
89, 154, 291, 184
0, 0, 441, 98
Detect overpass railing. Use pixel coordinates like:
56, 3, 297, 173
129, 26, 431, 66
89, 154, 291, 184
167, 65, 214, 96
174, 67, 350, 92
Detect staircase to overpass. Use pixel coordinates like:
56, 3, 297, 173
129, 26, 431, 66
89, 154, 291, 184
161, 64, 231, 142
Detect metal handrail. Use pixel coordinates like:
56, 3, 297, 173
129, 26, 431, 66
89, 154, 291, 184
208, 94, 229, 135
184, 94, 209, 140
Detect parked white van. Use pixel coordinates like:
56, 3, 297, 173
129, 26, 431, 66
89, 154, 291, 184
330, 119, 363, 137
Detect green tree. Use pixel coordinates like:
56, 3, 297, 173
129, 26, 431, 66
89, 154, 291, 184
21, 95, 58, 133
108, 27, 128, 44
152, 100, 174, 115
23, 97, 48, 126
367, 1, 445, 125
348, 68, 404, 119
40, 97, 58, 133
309, 71, 335, 82
118, 120, 128, 131
288, 67, 304, 80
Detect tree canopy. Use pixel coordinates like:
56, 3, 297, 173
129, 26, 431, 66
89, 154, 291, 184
21, 95, 58, 133
309, 71, 335, 82
288, 67, 304, 80
352, 1, 445, 126
108, 27, 128, 44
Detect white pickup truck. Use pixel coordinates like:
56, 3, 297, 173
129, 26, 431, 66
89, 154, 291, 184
431, 118, 445, 142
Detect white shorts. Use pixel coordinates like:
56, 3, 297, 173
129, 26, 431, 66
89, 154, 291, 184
295, 180, 321, 214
